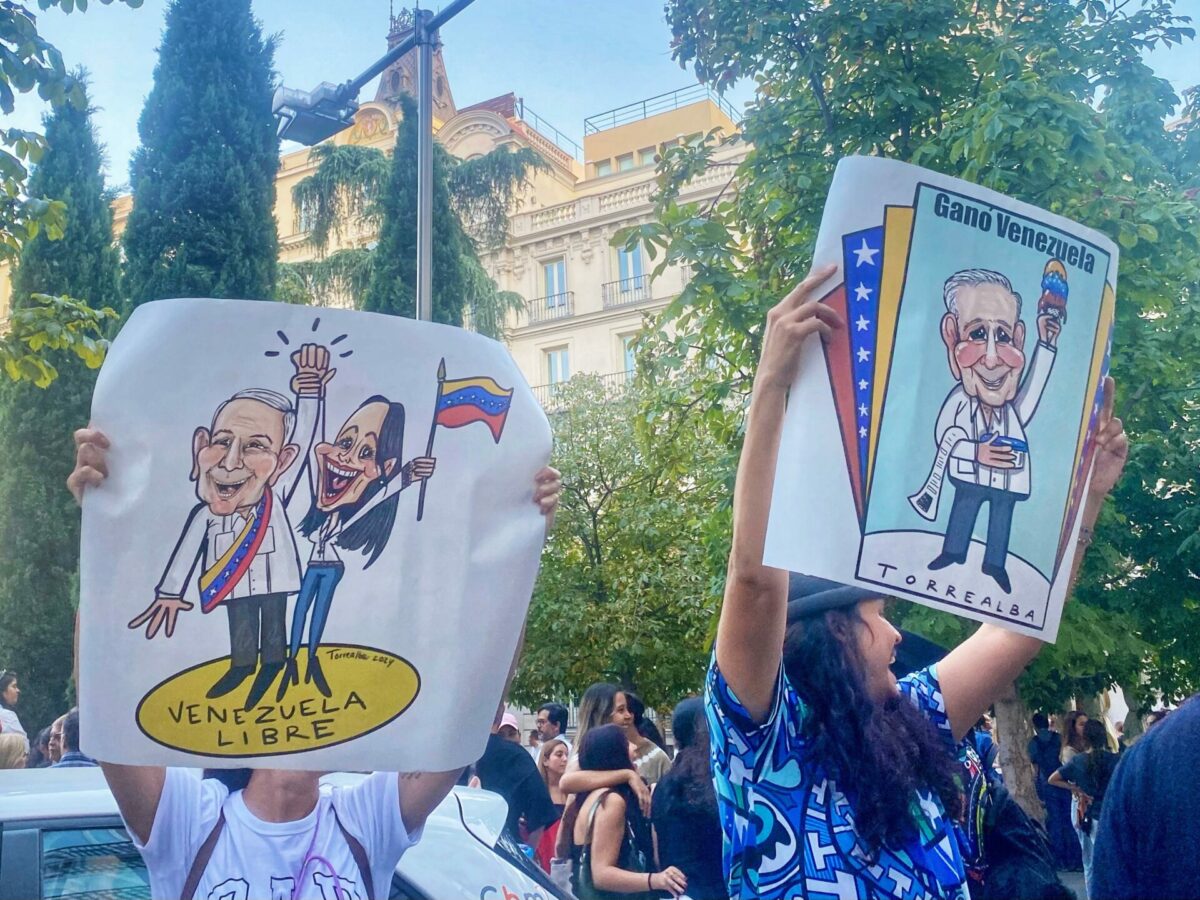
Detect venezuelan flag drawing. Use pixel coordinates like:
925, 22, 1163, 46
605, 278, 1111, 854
435, 370, 514, 442
820, 207, 912, 526
417, 358, 515, 520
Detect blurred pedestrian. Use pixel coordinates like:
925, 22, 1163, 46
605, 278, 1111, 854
0, 670, 27, 749
1028, 712, 1078, 870
569, 724, 686, 898
624, 692, 670, 785
25, 726, 53, 768
0, 733, 27, 769
534, 736, 570, 872
475, 705, 559, 848
651, 698, 725, 900
1050, 718, 1118, 897
537, 701, 570, 752
49, 708, 98, 768
497, 710, 522, 743
47, 713, 66, 764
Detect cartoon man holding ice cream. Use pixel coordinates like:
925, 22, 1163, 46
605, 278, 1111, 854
909, 263, 1065, 593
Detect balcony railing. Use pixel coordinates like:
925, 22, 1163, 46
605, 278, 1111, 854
602, 275, 651, 308
531, 370, 633, 411
584, 84, 742, 135
527, 291, 575, 325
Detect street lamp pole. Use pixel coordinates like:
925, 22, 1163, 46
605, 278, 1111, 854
415, 8, 435, 323
272, 0, 478, 322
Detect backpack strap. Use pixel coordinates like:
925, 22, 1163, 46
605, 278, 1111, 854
181, 811, 226, 900
331, 803, 376, 900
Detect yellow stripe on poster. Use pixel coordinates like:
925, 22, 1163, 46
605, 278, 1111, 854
441, 375, 512, 396
867, 206, 915, 493
1058, 282, 1116, 538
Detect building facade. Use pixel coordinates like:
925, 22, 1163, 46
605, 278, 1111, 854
1, 10, 744, 400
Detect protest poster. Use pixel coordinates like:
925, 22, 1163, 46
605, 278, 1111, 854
764, 156, 1118, 641
78, 299, 552, 770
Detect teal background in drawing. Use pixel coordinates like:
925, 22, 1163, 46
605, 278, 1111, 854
863, 184, 1112, 579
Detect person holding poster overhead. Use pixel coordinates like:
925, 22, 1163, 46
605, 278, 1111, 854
68, 426, 563, 900
706, 265, 1127, 900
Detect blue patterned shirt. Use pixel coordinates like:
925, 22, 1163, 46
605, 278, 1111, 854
705, 655, 968, 900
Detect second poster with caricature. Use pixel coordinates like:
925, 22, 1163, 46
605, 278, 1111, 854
765, 157, 1118, 641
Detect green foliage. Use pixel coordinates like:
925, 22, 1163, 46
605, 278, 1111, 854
0, 79, 120, 736
1, 2, 134, 387
509, 374, 726, 710
288, 95, 540, 338
291, 144, 389, 255
122, 0, 279, 307
637, 0, 1199, 708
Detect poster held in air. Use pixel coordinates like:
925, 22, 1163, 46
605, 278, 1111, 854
79, 299, 551, 769
764, 156, 1118, 641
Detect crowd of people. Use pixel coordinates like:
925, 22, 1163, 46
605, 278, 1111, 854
0, 670, 97, 770
3, 265, 1196, 900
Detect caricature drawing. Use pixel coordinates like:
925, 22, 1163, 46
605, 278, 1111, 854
279, 396, 436, 700
909, 264, 1064, 593
128, 345, 333, 710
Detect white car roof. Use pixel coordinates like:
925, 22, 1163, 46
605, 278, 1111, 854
0, 768, 508, 847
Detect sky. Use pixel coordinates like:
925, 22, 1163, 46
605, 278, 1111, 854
9, 0, 1200, 189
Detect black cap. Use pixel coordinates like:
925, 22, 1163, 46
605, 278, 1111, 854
786, 573, 878, 624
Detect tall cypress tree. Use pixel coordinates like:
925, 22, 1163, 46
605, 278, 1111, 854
123, 0, 280, 306
0, 78, 120, 737
363, 94, 471, 324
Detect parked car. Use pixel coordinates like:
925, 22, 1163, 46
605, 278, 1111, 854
0, 768, 566, 900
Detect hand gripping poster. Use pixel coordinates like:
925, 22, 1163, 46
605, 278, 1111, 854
764, 157, 1117, 640
79, 300, 552, 769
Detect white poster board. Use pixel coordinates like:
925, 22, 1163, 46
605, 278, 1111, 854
79, 299, 552, 769
764, 157, 1118, 641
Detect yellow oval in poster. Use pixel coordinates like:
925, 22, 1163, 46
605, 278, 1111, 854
136, 645, 419, 757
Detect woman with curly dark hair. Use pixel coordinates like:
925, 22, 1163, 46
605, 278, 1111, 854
651, 698, 725, 900
709, 265, 1128, 900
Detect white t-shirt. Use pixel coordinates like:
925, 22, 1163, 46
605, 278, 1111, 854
132, 769, 421, 900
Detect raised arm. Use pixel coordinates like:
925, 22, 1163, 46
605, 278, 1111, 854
937, 377, 1127, 739
68, 428, 166, 844
715, 265, 842, 723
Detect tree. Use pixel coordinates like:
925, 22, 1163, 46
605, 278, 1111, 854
628, 0, 1198, 813
508, 374, 727, 710
0, 77, 120, 737
1, 0, 134, 384
282, 95, 542, 338
122, 0, 279, 307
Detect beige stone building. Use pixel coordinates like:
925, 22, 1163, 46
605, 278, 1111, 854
2, 10, 744, 400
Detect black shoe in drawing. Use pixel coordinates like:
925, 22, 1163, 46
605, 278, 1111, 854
207, 664, 254, 700
928, 552, 967, 571
982, 563, 1012, 594
275, 657, 299, 703
244, 661, 284, 711
306, 653, 332, 698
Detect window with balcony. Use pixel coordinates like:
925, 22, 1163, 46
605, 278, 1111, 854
545, 347, 570, 385
638, 146, 657, 167
594, 159, 613, 177
603, 245, 650, 308
617, 153, 635, 172
617, 245, 644, 283
543, 258, 567, 302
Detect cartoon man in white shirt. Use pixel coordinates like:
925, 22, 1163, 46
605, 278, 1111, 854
912, 267, 1063, 593
128, 346, 333, 709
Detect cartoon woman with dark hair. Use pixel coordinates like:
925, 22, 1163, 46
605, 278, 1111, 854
279, 395, 435, 699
